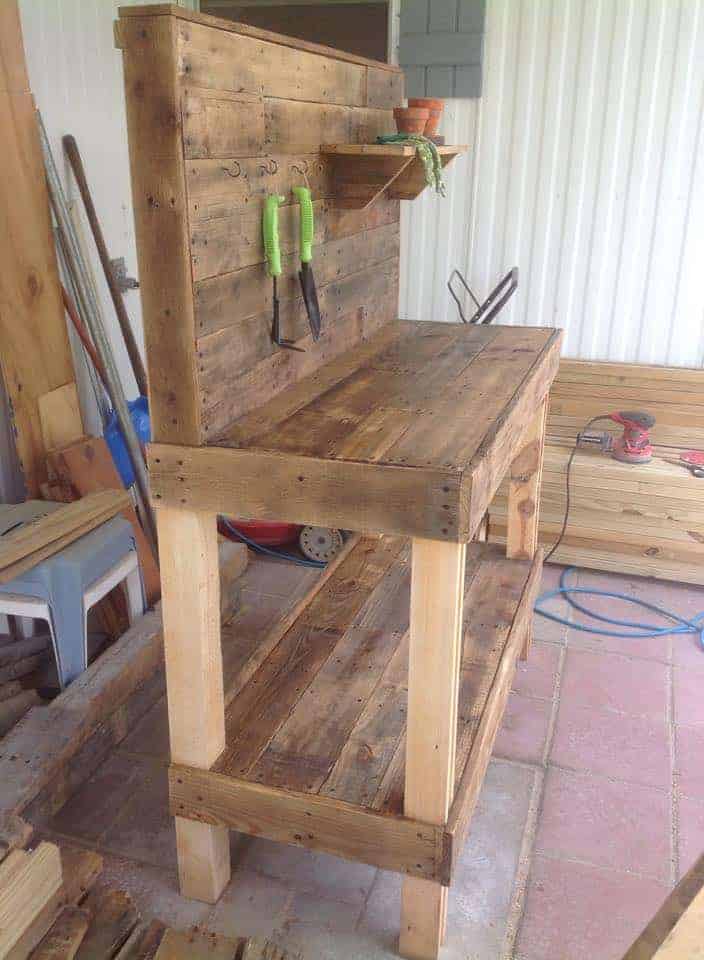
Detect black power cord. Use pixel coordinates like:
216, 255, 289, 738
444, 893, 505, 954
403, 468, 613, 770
544, 415, 614, 563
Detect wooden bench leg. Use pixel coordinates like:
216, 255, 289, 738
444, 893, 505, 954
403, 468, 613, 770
156, 506, 231, 903
506, 397, 548, 660
400, 538, 466, 960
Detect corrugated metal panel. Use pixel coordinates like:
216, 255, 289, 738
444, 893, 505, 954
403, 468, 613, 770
399, 0, 704, 367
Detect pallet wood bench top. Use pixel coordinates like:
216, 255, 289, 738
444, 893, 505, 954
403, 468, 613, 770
149, 321, 561, 542
169, 533, 542, 886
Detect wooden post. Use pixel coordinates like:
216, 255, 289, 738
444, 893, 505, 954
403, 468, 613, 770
156, 506, 230, 902
400, 538, 466, 960
506, 396, 548, 659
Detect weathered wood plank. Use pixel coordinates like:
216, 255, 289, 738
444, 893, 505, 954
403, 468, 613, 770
119, 15, 200, 444
182, 88, 264, 159
170, 764, 445, 883
176, 18, 367, 106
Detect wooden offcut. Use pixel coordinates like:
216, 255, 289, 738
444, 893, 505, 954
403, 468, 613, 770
0, 2, 82, 496
0, 841, 63, 957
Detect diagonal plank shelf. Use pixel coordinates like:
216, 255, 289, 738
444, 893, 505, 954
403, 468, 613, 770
321, 143, 467, 209
169, 535, 542, 885
149, 320, 562, 543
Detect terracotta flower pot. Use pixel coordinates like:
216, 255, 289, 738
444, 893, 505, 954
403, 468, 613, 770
408, 97, 445, 136
393, 106, 430, 135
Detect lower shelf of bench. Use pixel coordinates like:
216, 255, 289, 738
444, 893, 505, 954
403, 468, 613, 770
169, 536, 542, 887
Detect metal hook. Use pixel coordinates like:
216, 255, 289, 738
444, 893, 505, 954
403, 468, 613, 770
257, 158, 278, 176
221, 160, 241, 179
290, 160, 310, 189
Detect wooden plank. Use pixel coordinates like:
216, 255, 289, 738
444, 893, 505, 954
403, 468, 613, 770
193, 222, 400, 338
215, 536, 403, 779
175, 18, 367, 106
156, 506, 230, 902
182, 88, 265, 160
32, 907, 90, 960
0, 490, 130, 584
0, 841, 63, 957
0, 85, 77, 495
37, 383, 83, 453
197, 259, 399, 415
148, 443, 461, 542
186, 154, 333, 226
47, 436, 160, 605
0, 0, 30, 93
651, 886, 704, 958
366, 65, 405, 109
246, 551, 411, 792
153, 929, 244, 959
119, 4, 403, 74
169, 764, 446, 883
621, 853, 704, 960
74, 889, 138, 960
446, 550, 542, 867
463, 328, 562, 539
506, 398, 547, 562
119, 15, 200, 445
400, 539, 466, 960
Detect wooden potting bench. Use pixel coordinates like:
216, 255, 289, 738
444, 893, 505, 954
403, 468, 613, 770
117, 6, 562, 957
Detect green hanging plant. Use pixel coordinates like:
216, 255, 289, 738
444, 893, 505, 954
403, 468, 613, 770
376, 134, 446, 197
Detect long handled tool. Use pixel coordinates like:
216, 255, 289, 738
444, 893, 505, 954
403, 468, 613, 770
293, 186, 321, 341
62, 135, 148, 398
263, 194, 304, 352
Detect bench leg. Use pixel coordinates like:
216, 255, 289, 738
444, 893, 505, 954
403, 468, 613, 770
400, 538, 466, 960
506, 397, 548, 659
156, 506, 230, 903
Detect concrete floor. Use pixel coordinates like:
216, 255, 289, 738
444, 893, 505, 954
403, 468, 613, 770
38, 557, 704, 960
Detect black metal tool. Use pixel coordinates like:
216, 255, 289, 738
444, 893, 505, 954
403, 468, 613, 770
293, 186, 321, 340
448, 267, 519, 324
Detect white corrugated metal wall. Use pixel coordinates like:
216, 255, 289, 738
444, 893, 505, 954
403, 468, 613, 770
399, 0, 704, 368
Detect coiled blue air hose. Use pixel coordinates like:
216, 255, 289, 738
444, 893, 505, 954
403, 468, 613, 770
536, 566, 704, 650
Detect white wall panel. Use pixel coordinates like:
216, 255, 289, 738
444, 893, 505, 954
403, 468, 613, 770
399, 0, 704, 367
18, 0, 150, 432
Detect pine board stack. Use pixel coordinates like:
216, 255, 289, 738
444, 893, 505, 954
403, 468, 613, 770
0, 491, 131, 586
489, 359, 704, 584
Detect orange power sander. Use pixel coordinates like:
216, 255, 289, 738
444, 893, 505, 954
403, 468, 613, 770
578, 410, 656, 464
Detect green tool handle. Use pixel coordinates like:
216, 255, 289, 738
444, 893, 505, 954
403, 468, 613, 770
263, 194, 285, 277
293, 186, 314, 264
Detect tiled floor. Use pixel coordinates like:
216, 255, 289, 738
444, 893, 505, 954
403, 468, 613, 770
38, 558, 704, 960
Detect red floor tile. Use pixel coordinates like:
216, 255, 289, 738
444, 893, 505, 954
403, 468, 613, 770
516, 856, 669, 960
561, 648, 667, 718
551, 701, 670, 788
535, 768, 670, 881
512, 641, 561, 700
677, 795, 704, 878
673, 666, 704, 727
671, 633, 704, 672
675, 724, 704, 799
493, 694, 552, 766
565, 619, 672, 663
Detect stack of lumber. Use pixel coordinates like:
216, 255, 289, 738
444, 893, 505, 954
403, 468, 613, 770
0, 491, 130, 586
490, 359, 704, 583
0, 839, 297, 959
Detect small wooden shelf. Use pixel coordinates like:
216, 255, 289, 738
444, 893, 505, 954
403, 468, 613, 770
321, 143, 466, 209
169, 536, 542, 884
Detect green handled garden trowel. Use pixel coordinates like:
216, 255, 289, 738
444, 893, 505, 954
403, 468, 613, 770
293, 186, 322, 341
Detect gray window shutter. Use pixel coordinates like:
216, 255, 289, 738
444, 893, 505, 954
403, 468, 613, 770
400, 0, 485, 99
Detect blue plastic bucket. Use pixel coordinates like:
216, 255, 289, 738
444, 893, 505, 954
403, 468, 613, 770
105, 396, 151, 488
